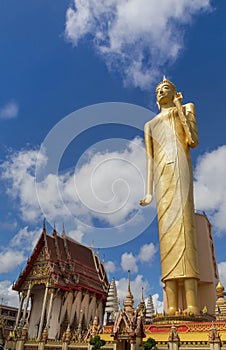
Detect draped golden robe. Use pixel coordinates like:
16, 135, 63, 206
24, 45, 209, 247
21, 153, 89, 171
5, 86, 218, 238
144, 103, 200, 282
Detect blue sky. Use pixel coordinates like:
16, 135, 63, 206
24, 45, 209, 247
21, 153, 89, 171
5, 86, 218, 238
0, 0, 226, 310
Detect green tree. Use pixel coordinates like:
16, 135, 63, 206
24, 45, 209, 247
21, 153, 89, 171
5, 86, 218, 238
143, 337, 157, 350
89, 335, 106, 350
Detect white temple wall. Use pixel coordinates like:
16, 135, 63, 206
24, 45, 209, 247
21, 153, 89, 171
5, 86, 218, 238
80, 293, 90, 327
28, 287, 44, 339
72, 291, 82, 325
48, 293, 62, 340
87, 295, 97, 325
97, 301, 103, 326
59, 292, 72, 326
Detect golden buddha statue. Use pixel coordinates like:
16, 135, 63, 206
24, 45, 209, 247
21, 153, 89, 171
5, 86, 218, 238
140, 77, 200, 315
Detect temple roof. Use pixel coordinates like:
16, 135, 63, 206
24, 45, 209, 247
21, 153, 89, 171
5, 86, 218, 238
13, 227, 109, 298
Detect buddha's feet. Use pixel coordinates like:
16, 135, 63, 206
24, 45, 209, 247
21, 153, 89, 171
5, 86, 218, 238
184, 306, 199, 316
167, 307, 177, 316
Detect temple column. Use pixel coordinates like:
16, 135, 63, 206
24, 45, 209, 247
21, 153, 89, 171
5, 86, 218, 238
15, 292, 24, 327
22, 283, 32, 320
46, 288, 55, 329
113, 341, 117, 350
37, 283, 49, 341
130, 340, 136, 350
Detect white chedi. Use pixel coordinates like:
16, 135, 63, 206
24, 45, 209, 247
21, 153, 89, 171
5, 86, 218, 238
105, 278, 119, 324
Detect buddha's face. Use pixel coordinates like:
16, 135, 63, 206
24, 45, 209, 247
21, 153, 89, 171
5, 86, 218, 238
156, 83, 175, 105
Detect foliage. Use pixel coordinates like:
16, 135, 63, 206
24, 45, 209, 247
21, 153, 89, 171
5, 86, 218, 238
143, 337, 157, 350
89, 335, 106, 350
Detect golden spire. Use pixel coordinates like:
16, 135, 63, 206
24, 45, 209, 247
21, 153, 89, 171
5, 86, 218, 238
124, 270, 134, 312
216, 280, 225, 297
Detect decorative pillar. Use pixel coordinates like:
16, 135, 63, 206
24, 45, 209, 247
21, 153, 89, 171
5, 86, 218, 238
16, 323, 28, 350
22, 283, 32, 320
168, 323, 180, 350
38, 326, 48, 350
46, 288, 55, 329
130, 340, 136, 350
62, 324, 71, 350
209, 322, 221, 350
37, 283, 49, 341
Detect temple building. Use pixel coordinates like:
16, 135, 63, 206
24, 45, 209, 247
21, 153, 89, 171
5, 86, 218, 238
12, 224, 109, 341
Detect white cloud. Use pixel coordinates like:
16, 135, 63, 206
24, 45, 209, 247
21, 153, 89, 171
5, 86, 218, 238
120, 242, 157, 274
0, 250, 25, 274
105, 260, 116, 273
194, 145, 226, 235
1, 149, 44, 222
0, 281, 19, 307
10, 226, 41, 251
116, 274, 150, 307
138, 242, 156, 263
1, 138, 145, 232
152, 293, 164, 313
218, 262, 226, 288
0, 226, 42, 280
72, 137, 145, 226
0, 101, 19, 120
65, 0, 211, 89
68, 226, 84, 243
121, 252, 138, 273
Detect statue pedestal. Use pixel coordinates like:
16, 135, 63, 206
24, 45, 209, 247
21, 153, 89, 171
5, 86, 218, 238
152, 314, 215, 324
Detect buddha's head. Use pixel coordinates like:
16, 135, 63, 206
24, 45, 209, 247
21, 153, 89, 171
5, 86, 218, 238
156, 76, 177, 109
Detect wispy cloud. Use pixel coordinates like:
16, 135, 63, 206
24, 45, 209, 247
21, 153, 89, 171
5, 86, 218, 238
0, 101, 19, 120
65, 0, 211, 89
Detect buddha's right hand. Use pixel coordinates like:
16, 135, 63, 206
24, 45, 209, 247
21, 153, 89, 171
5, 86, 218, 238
140, 194, 153, 206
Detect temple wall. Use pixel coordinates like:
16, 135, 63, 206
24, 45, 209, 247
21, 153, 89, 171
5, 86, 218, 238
27, 287, 105, 341
48, 294, 62, 340
28, 287, 45, 339
70, 292, 82, 325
